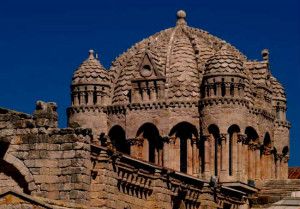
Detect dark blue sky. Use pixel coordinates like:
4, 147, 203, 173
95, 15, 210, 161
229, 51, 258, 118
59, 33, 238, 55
0, 0, 299, 166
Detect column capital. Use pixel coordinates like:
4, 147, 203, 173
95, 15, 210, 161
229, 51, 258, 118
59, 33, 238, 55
237, 134, 247, 144
248, 142, 260, 151
219, 133, 228, 142
202, 135, 211, 142
128, 138, 144, 147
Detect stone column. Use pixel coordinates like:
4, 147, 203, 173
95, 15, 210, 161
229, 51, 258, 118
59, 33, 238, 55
96, 92, 101, 105
129, 138, 144, 160
282, 156, 289, 179
255, 146, 261, 180
203, 135, 211, 179
142, 89, 148, 101
168, 136, 176, 170
219, 133, 228, 181
216, 83, 222, 97
237, 134, 246, 181
275, 154, 282, 179
187, 138, 193, 175
87, 91, 93, 105
79, 91, 85, 105
192, 137, 198, 175
225, 82, 231, 96
73, 92, 79, 106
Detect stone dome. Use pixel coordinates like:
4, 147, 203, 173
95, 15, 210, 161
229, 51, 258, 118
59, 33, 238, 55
109, 11, 247, 104
271, 76, 286, 102
204, 46, 246, 77
72, 50, 110, 86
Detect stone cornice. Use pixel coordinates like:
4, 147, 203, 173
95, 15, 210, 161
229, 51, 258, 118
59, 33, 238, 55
199, 97, 248, 106
274, 120, 291, 129
68, 98, 278, 123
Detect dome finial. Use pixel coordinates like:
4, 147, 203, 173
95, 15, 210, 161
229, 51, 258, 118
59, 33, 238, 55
89, 49, 95, 59
176, 10, 187, 26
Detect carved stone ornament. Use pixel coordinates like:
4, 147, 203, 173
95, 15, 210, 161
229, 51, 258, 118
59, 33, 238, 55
219, 133, 228, 142
282, 155, 289, 163
128, 138, 144, 147
168, 136, 176, 144
237, 134, 246, 143
248, 142, 260, 151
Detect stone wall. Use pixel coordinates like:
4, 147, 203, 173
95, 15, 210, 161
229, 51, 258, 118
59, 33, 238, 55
90, 144, 248, 209
0, 102, 92, 206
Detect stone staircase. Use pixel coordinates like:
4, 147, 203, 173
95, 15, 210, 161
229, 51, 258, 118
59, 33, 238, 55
251, 179, 300, 208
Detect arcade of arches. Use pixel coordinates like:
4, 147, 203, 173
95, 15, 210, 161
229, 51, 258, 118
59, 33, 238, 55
106, 122, 289, 184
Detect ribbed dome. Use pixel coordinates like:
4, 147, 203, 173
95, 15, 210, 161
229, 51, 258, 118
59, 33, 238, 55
271, 76, 286, 102
109, 11, 247, 104
204, 46, 245, 77
72, 50, 110, 86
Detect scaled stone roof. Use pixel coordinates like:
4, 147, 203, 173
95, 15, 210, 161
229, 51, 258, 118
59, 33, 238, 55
109, 11, 247, 104
271, 76, 287, 102
204, 46, 245, 76
72, 50, 110, 86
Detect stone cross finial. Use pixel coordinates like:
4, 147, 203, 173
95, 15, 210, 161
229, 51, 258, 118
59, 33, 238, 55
176, 10, 187, 26
89, 49, 95, 59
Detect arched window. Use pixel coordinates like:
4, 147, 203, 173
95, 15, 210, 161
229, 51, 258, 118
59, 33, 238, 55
136, 123, 161, 163
228, 125, 240, 176
263, 132, 271, 148
108, 125, 129, 154
245, 127, 259, 144
169, 122, 198, 173
208, 124, 220, 176
282, 146, 289, 156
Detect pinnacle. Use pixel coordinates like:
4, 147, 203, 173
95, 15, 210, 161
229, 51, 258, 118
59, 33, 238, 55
176, 10, 187, 26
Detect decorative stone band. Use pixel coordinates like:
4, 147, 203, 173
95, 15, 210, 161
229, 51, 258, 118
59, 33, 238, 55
237, 134, 247, 144
274, 120, 291, 128
248, 107, 275, 121
200, 97, 248, 106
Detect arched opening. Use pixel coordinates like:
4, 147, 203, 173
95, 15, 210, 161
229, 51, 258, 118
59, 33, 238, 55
136, 123, 161, 163
108, 125, 129, 154
282, 146, 289, 156
0, 159, 29, 194
263, 132, 271, 148
208, 124, 220, 176
228, 125, 240, 176
169, 122, 198, 173
245, 127, 259, 144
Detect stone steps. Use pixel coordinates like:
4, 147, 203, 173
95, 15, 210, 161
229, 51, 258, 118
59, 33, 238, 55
251, 179, 300, 208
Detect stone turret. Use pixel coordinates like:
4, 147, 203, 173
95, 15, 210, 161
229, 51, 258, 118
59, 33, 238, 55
202, 45, 247, 99
67, 50, 110, 140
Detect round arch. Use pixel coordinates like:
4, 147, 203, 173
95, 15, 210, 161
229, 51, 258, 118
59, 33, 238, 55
108, 125, 129, 154
1, 153, 37, 194
136, 123, 161, 163
169, 122, 199, 173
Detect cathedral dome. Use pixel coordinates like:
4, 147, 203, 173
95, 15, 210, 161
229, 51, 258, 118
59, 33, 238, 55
204, 46, 246, 78
72, 50, 110, 86
110, 11, 247, 104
